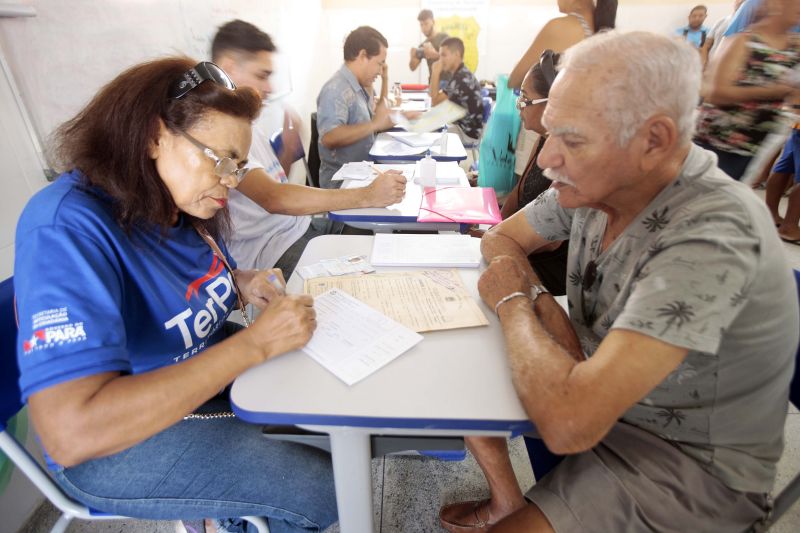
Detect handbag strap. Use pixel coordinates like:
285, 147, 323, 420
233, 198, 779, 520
192, 221, 251, 327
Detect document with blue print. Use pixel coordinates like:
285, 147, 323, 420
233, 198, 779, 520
302, 288, 423, 386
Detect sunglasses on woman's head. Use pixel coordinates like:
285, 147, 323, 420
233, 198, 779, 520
168, 61, 236, 99
539, 49, 557, 88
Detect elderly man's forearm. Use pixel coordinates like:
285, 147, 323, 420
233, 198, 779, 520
497, 298, 600, 454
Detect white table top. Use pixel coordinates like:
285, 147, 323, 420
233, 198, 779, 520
230, 235, 532, 432
369, 132, 467, 162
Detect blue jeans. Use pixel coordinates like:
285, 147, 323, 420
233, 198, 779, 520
51, 396, 337, 533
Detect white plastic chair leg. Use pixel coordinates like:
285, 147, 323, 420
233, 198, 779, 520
242, 515, 270, 533
49, 513, 74, 533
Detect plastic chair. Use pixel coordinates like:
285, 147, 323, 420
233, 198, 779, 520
308, 112, 321, 188
0, 277, 270, 533
765, 268, 800, 527
269, 128, 312, 189
481, 96, 493, 125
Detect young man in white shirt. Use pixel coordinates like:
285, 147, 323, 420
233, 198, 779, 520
211, 20, 406, 277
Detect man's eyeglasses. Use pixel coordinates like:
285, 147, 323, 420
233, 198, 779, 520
516, 95, 549, 111
580, 259, 601, 327
180, 131, 249, 184
168, 61, 236, 99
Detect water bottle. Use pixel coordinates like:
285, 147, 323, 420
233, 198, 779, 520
419, 151, 436, 187
393, 82, 402, 107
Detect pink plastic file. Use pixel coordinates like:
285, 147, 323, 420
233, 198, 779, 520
417, 186, 502, 225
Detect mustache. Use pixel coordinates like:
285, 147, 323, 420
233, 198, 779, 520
542, 168, 577, 187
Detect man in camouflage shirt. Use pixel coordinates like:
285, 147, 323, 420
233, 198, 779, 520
430, 37, 484, 143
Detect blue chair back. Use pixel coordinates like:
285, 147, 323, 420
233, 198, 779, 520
269, 129, 305, 164
481, 96, 492, 124
0, 277, 20, 430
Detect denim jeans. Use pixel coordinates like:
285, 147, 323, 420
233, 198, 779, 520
51, 396, 337, 533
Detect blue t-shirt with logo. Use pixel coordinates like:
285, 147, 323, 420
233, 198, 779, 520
15, 171, 239, 402
675, 25, 710, 48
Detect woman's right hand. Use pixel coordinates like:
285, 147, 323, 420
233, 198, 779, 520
244, 294, 317, 361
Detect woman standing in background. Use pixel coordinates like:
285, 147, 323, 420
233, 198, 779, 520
506, 0, 618, 90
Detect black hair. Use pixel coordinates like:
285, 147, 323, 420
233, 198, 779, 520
595, 0, 619, 31
417, 9, 434, 22
343, 26, 388, 61
440, 37, 465, 58
690, 5, 708, 14
528, 50, 561, 98
211, 19, 276, 61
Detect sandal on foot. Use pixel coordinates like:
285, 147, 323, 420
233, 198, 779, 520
439, 499, 496, 532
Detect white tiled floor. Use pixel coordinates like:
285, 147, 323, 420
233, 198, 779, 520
16, 190, 800, 533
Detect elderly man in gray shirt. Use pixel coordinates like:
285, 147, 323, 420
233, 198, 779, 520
317, 26, 394, 189
439, 31, 799, 533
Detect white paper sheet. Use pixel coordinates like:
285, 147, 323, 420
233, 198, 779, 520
413, 160, 464, 185
387, 132, 442, 148
370, 234, 482, 267
302, 289, 423, 386
331, 161, 376, 181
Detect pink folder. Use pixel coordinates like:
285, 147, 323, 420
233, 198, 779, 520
417, 186, 502, 225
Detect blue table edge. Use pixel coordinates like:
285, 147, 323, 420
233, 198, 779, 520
231, 403, 534, 435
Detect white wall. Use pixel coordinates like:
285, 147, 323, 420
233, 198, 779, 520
0, 0, 736, 177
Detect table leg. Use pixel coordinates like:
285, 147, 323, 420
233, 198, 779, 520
328, 427, 374, 533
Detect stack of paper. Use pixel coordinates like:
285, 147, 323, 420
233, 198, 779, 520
401, 100, 467, 133
413, 160, 464, 185
370, 233, 482, 268
386, 131, 441, 148
297, 255, 375, 279
305, 270, 489, 333
331, 161, 375, 182
302, 289, 423, 386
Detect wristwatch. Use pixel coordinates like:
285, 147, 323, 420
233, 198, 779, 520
530, 284, 549, 303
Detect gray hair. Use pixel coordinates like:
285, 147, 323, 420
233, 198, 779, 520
558, 31, 701, 146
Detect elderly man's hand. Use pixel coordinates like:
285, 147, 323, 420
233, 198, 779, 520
478, 256, 532, 312
366, 169, 406, 206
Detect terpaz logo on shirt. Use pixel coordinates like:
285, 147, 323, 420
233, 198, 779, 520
164, 257, 234, 360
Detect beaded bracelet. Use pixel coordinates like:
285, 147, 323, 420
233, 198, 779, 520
494, 291, 532, 315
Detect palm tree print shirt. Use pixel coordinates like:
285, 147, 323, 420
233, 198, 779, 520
522, 143, 799, 494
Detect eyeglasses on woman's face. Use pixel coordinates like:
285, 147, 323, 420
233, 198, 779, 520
516, 95, 549, 111
179, 131, 249, 185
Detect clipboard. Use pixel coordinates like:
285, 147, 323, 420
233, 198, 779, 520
417, 186, 502, 225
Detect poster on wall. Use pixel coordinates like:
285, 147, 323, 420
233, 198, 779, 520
424, 0, 489, 73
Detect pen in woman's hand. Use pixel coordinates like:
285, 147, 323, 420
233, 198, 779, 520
267, 272, 286, 295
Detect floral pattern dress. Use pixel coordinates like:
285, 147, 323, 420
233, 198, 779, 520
695, 33, 800, 156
